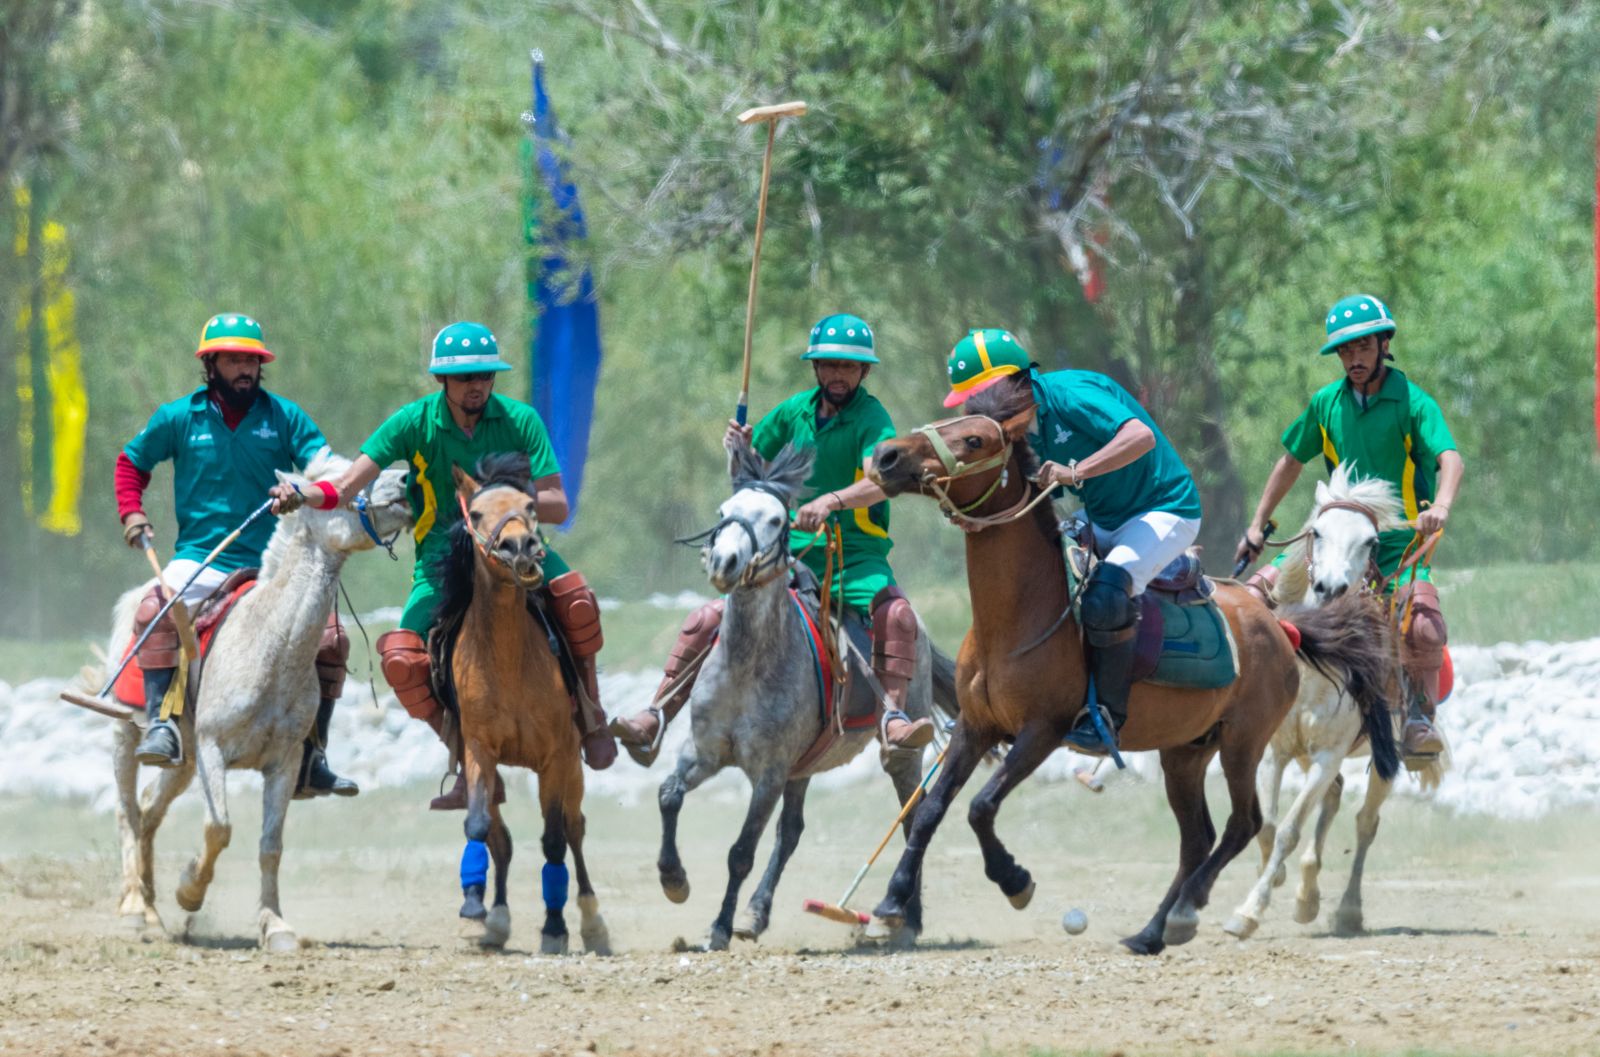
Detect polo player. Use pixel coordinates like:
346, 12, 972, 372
272, 322, 617, 811
944, 328, 1204, 755
118, 313, 356, 798
1234, 294, 1463, 758
612, 313, 936, 764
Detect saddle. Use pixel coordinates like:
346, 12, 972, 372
787, 566, 881, 777
112, 569, 260, 708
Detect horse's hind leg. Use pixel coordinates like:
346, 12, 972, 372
1296, 770, 1346, 924
708, 770, 785, 952
256, 763, 299, 952
176, 742, 230, 915
1226, 750, 1342, 939
1332, 772, 1392, 936
1124, 743, 1216, 956
657, 749, 716, 904
735, 777, 809, 942
113, 722, 160, 932
566, 807, 610, 955
136, 750, 196, 921
1164, 732, 1268, 948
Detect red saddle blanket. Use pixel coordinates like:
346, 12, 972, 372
112, 574, 258, 708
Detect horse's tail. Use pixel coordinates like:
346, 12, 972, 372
930, 644, 960, 727
1284, 593, 1400, 783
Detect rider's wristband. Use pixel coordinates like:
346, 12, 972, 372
298, 481, 339, 510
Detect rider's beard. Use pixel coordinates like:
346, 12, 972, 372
820, 381, 857, 408
210, 373, 260, 411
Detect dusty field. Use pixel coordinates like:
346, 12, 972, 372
2, 775, 1597, 1057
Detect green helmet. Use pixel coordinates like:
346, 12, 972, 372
943, 328, 1029, 408
195, 312, 275, 362
1320, 294, 1396, 355
429, 321, 513, 375
802, 313, 879, 363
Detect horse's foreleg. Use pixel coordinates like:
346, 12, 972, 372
883, 749, 928, 936
1255, 740, 1290, 880
1165, 731, 1270, 948
1124, 743, 1216, 956
709, 770, 785, 951
657, 749, 715, 904
473, 800, 513, 949
112, 723, 156, 930
1333, 771, 1392, 936
736, 777, 809, 942
256, 763, 298, 952
1226, 749, 1344, 939
137, 750, 196, 917
565, 805, 610, 955
871, 721, 991, 934
968, 719, 1068, 911
176, 743, 229, 915
1296, 770, 1346, 925
536, 781, 569, 955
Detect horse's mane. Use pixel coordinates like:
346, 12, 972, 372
962, 379, 1060, 547
1275, 462, 1406, 604
259, 447, 355, 578
428, 453, 542, 713
728, 441, 815, 508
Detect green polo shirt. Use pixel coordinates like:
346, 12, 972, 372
1281, 368, 1457, 555
1028, 369, 1202, 530
123, 388, 327, 572
360, 392, 561, 564
752, 385, 897, 561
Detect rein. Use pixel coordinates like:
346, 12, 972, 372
457, 486, 545, 588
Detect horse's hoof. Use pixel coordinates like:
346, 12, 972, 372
475, 905, 510, 949
1332, 907, 1364, 936
1162, 907, 1200, 947
660, 874, 690, 904
1006, 880, 1036, 911
539, 931, 568, 956
863, 914, 901, 943
263, 928, 299, 954
1121, 932, 1165, 956
732, 907, 764, 942
581, 924, 612, 956
707, 925, 731, 952
1222, 913, 1259, 940
460, 890, 487, 922
858, 921, 918, 950
1293, 895, 1320, 925
1270, 862, 1287, 888
174, 887, 203, 914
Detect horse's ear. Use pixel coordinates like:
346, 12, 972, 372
998, 404, 1037, 442
727, 439, 762, 489
1314, 479, 1331, 507
452, 464, 480, 499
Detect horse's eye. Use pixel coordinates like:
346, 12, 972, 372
964, 436, 984, 450
769, 515, 783, 528
1367, 538, 1379, 551
470, 510, 482, 524
1310, 528, 1319, 540
525, 502, 536, 517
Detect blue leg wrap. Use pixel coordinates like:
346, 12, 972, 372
460, 840, 489, 890
542, 861, 570, 911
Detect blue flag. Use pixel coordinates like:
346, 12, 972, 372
527, 53, 601, 529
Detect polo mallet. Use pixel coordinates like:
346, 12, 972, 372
59, 499, 274, 719
1233, 518, 1278, 578
733, 100, 808, 427
803, 740, 947, 926
141, 534, 199, 662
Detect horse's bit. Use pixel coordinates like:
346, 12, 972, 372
458, 486, 546, 587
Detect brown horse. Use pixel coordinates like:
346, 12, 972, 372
432, 455, 609, 953
865, 382, 1390, 954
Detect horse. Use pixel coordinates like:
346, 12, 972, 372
433, 454, 610, 954
1225, 464, 1450, 939
656, 442, 958, 950
862, 382, 1392, 954
109, 450, 412, 949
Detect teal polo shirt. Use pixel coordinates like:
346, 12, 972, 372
123, 388, 328, 572
1027, 369, 1202, 530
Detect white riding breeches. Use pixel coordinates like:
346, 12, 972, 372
161, 559, 232, 608
1091, 511, 1204, 595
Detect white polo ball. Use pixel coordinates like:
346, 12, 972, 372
1061, 908, 1089, 935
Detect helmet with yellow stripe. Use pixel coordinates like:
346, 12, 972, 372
195, 312, 275, 362
943, 328, 1029, 408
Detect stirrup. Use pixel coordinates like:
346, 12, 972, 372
1062, 702, 1126, 771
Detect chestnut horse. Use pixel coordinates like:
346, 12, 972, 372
432, 455, 609, 954
865, 382, 1391, 954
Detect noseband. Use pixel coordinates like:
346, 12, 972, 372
909, 414, 1058, 530
677, 481, 795, 589
458, 486, 545, 587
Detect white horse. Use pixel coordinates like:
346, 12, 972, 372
1226, 464, 1450, 939
109, 451, 411, 949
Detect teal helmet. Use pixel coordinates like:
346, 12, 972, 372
1320, 294, 1396, 355
802, 313, 879, 363
429, 321, 513, 374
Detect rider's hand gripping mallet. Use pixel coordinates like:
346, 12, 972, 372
1233, 518, 1278, 578
802, 740, 947, 926
733, 100, 808, 428
59, 499, 275, 718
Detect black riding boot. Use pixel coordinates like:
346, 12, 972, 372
295, 697, 359, 799
134, 667, 182, 768
1063, 564, 1139, 755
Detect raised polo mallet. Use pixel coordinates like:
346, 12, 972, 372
59, 499, 274, 720
734, 100, 808, 428
803, 740, 946, 926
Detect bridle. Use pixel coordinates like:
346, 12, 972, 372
351, 488, 403, 560
677, 481, 795, 590
458, 485, 545, 588
910, 414, 1057, 530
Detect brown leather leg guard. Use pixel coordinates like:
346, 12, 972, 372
134, 586, 182, 672
1243, 564, 1280, 609
546, 571, 615, 770
611, 600, 723, 766
315, 614, 350, 704
377, 629, 440, 721
872, 587, 934, 750
1399, 581, 1447, 755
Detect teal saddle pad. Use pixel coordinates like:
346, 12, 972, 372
1135, 591, 1238, 690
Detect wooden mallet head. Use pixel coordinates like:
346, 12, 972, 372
738, 101, 808, 124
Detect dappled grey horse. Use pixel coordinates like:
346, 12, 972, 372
656, 443, 958, 949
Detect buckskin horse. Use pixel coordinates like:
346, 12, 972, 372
864, 383, 1391, 954
108, 451, 412, 949
432, 454, 610, 954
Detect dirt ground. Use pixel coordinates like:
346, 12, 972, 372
2, 775, 1598, 1057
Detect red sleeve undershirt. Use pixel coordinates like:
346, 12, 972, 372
114, 452, 151, 519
